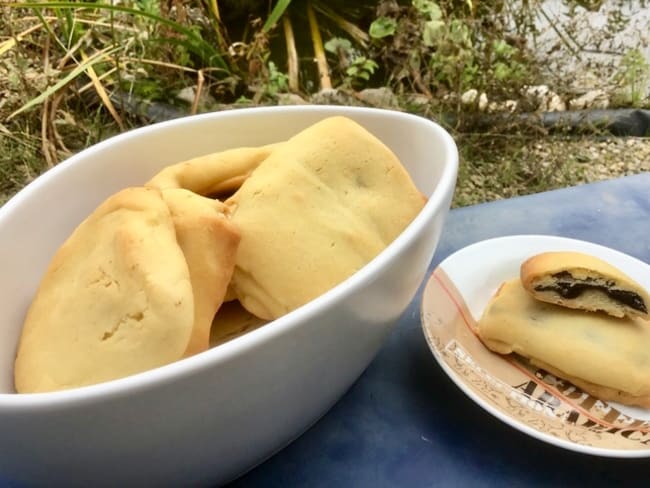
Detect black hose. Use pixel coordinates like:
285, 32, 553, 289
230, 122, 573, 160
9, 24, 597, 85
520, 109, 650, 137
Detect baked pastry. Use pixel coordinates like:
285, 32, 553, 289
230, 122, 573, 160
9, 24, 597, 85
209, 300, 268, 348
477, 278, 650, 408
520, 251, 649, 319
161, 189, 240, 356
225, 116, 426, 320
146, 143, 281, 197
15, 187, 195, 393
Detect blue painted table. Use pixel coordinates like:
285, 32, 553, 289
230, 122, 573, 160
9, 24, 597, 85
230, 173, 650, 487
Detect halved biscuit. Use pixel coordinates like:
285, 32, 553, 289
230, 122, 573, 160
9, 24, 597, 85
15, 187, 194, 393
478, 278, 650, 408
520, 251, 649, 319
225, 116, 426, 320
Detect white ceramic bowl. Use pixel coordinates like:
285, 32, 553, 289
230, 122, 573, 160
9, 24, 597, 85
0, 106, 457, 486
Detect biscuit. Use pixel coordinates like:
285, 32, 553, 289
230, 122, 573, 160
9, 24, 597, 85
146, 143, 281, 197
520, 251, 649, 318
209, 300, 268, 348
15, 187, 195, 393
477, 278, 650, 408
161, 189, 240, 356
225, 116, 426, 320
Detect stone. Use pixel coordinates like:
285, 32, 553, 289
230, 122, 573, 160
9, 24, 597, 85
487, 99, 519, 113
277, 93, 309, 105
461, 89, 479, 105
504, 100, 518, 112
404, 93, 431, 110
523, 84, 566, 112
175, 86, 217, 110
357, 87, 400, 108
524, 84, 550, 101
478, 92, 489, 111
568, 89, 610, 110
310, 88, 360, 106
176, 86, 197, 104
546, 93, 567, 112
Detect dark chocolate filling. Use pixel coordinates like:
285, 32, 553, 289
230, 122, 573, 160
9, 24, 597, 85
534, 272, 647, 313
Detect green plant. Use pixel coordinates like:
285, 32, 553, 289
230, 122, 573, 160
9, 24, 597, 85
265, 61, 290, 97
491, 39, 528, 82
368, 0, 535, 110
369, 17, 397, 39
324, 36, 377, 87
414, 0, 443, 46
324, 37, 353, 56
616, 49, 649, 107
428, 17, 477, 91
346, 57, 378, 84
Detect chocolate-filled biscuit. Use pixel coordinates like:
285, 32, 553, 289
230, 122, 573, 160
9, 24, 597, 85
520, 251, 649, 319
478, 278, 650, 408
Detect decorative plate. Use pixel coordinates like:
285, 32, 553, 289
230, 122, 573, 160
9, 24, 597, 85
421, 234, 650, 457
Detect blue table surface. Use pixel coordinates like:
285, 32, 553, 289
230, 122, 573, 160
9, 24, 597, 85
230, 173, 650, 488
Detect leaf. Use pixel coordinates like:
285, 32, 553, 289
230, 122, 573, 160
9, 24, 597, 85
346, 66, 359, 77
363, 59, 378, 72
413, 0, 442, 20
263, 0, 293, 33
422, 20, 444, 47
369, 17, 397, 39
493, 62, 511, 81
324, 37, 352, 54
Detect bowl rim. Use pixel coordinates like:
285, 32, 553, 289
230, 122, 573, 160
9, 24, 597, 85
0, 105, 458, 407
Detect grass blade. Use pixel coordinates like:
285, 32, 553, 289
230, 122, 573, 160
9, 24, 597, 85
80, 49, 125, 130
282, 14, 299, 91
0, 22, 49, 56
313, 1, 369, 47
263, 0, 292, 33
307, 1, 331, 90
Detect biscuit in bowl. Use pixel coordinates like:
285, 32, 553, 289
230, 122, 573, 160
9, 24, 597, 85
14, 187, 195, 393
161, 188, 240, 356
225, 116, 426, 320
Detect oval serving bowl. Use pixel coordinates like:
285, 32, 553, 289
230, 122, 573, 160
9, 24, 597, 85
0, 106, 458, 486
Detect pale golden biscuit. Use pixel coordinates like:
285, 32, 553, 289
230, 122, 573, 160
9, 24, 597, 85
15, 187, 194, 393
477, 278, 650, 408
146, 143, 281, 197
521, 251, 649, 319
209, 300, 268, 348
161, 189, 240, 356
226, 116, 426, 320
